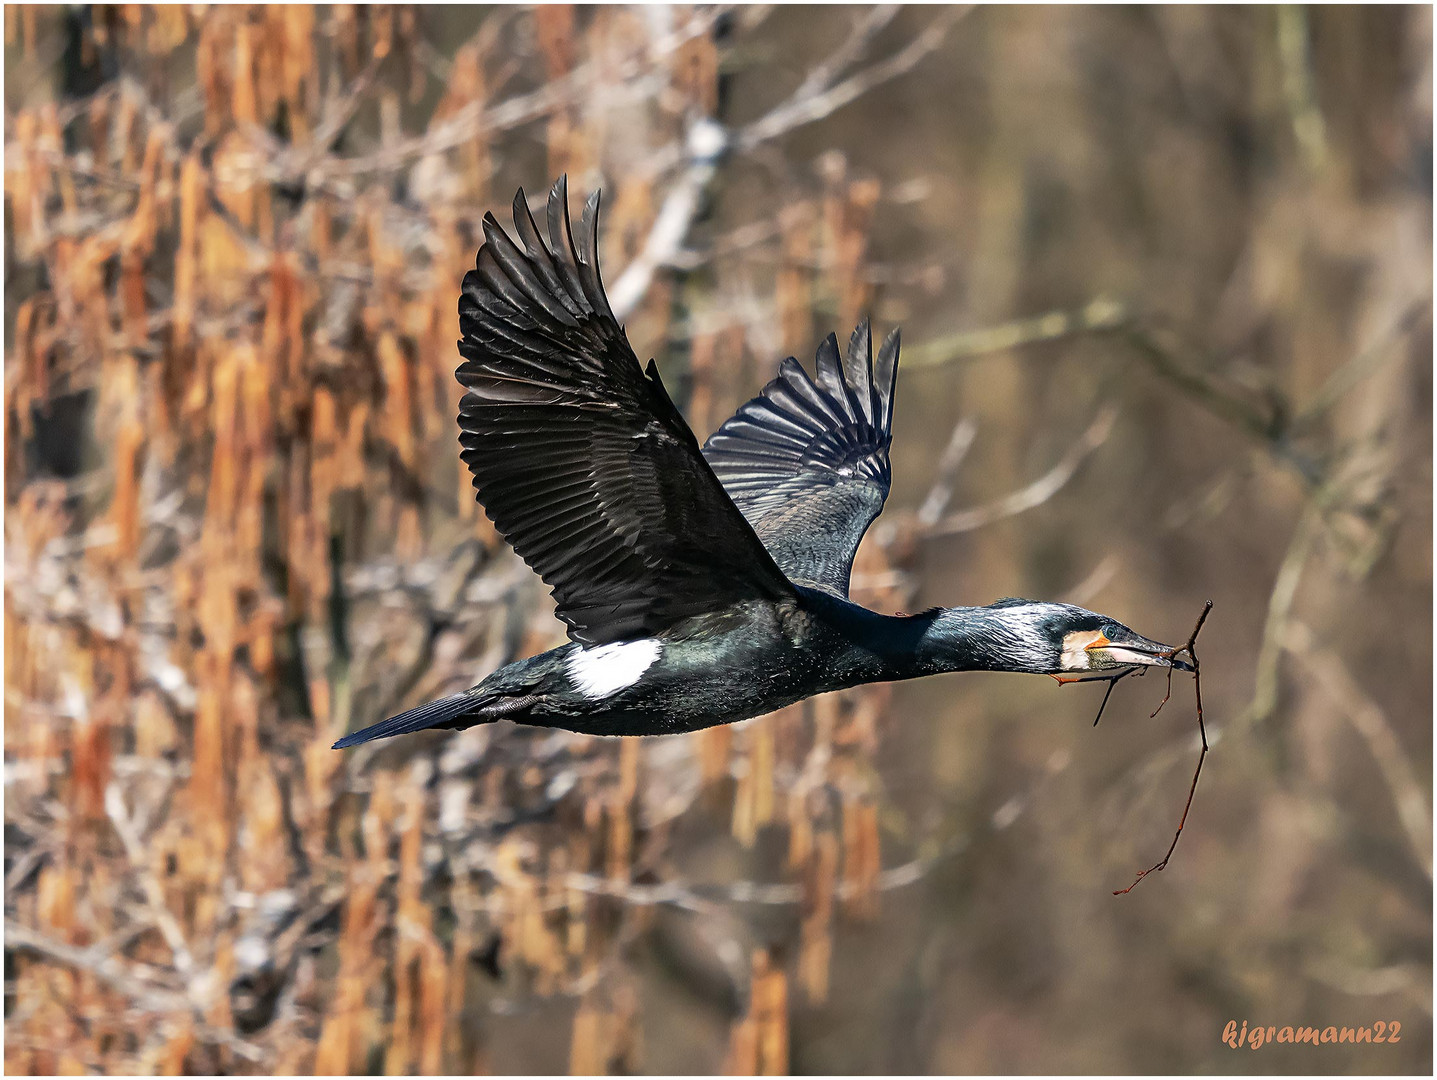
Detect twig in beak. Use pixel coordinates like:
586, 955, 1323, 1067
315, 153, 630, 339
1090, 670, 1133, 728
1114, 599, 1213, 896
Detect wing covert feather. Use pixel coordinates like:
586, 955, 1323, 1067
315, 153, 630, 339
703, 322, 901, 595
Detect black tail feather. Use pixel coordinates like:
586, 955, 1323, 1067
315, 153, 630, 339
332, 693, 485, 749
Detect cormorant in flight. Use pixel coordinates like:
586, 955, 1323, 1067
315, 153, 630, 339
335, 178, 1183, 747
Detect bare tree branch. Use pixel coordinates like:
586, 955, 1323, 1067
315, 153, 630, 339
791, 6, 902, 102
915, 418, 979, 528
925, 406, 1119, 537
609, 120, 727, 320
903, 298, 1129, 369
1243, 507, 1318, 729
105, 782, 198, 978
305, 8, 729, 184
4, 921, 266, 1063
1283, 619, 1432, 878
735, 8, 968, 151
609, 6, 933, 318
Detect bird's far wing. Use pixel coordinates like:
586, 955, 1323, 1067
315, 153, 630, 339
458, 177, 796, 646
702, 322, 900, 596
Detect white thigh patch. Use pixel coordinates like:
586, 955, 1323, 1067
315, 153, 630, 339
566, 639, 662, 699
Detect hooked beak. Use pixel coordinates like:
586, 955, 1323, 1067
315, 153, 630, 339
1085, 629, 1193, 672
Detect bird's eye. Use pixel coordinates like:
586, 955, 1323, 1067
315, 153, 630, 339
1102, 623, 1121, 639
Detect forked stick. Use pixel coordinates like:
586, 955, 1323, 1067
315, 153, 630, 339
1113, 600, 1213, 896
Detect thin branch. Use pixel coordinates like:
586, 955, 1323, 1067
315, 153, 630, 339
1243, 508, 1318, 729
315, 8, 728, 183
1291, 299, 1428, 432
791, 6, 901, 101
903, 297, 1128, 369
1283, 619, 1432, 878
4, 921, 266, 1063
556, 844, 959, 913
608, 120, 727, 320
734, 7, 968, 151
1114, 599, 1212, 894
925, 406, 1119, 537
1120, 323, 1275, 440
104, 782, 197, 978
1305, 958, 1431, 1012
1276, 4, 1330, 175
1087, 671, 1134, 729
915, 418, 979, 528
278, 55, 385, 177
1060, 554, 1121, 608
5, 919, 185, 1006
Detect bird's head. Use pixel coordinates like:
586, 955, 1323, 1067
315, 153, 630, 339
961, 599, 1190, 677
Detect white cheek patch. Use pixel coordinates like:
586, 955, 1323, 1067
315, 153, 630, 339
566, 639, 662, 699
1061, 630, 1104, 671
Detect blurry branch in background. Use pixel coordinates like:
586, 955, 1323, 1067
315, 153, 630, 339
914, 418, 978, 528
305, 7, 727, 185
862, 409, 1114, 602
1244, 506, 1318, 730
1122, 298, 1428, 511
4, 921, 267, 1064
733, 6, 968, 152
790, 6, 901, 102
1276, 4, 1330, 176
906, 295, 1425, 477
902, 297, 1129, 368
1291, 301, 1429, 432
503, 841, 959, 916
1119, 322, 1280, 443
255, 54, 385, 180
1305, 957, 1433, 1016
1226, 302, 1425, 732
1059, 555, 1122, 609
924, 406, 1119, 537
613, 6, 960, 316
608, 117, 727, 319
6, 919, 175, 1004
104, 783, 197, 980
908, 289, 1424, 534
1283, 620, 1432, 879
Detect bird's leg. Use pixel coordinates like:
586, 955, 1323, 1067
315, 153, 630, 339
1114, 600, 1213, 895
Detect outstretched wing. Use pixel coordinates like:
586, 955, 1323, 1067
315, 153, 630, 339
702, 322, 900, 595
458, 177, 795, 646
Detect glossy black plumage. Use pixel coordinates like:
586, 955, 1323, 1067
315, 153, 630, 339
704, 323, 899, 594
457, 177, 795, 646
334, 177, 1184, 749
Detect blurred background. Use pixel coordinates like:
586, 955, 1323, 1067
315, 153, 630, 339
4, 4, 1431, 1074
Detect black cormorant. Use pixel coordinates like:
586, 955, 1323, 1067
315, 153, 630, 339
335, 178, 1185, 748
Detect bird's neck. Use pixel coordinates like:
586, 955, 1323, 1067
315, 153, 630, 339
822, 603, 1048, 685
907, 606, 1045, 676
